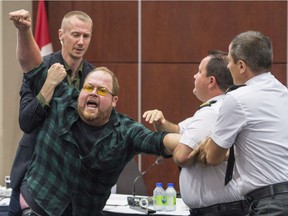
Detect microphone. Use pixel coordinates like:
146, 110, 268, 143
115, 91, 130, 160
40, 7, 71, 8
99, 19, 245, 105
132, 156, 163, 196
127, 156, 164, 209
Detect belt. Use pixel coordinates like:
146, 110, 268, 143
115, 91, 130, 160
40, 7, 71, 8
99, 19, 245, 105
189, 200, 247, 215
245, 181, 288, 204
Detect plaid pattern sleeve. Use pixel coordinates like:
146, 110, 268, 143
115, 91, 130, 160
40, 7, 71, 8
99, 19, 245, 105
23, 62, 80, 215
24, 63, 48, 94
25, 87, 79, 215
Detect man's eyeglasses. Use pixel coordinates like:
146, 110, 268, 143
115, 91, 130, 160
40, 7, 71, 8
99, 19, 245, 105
82, 84, 115, 96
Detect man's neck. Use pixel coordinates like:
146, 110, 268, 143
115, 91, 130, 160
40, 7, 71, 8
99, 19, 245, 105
62, 53, 83, 78
204, 90, 224, 102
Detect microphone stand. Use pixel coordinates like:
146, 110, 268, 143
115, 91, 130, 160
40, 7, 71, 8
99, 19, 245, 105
127, 157, 163, 214
132, 157, 163, 196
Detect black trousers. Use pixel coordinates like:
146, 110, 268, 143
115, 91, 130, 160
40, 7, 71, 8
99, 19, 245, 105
8, 190, 22, 216
189, 200, 248, 216
245, 182, 288, 216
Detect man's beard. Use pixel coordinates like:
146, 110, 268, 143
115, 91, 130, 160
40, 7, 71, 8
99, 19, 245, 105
78, 106, 111, 126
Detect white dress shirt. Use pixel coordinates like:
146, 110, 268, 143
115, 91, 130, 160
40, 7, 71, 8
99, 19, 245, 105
211, 72, 288, 195
179, 95, 243, 208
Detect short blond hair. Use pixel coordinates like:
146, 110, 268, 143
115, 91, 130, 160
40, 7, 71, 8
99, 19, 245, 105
61, 10, 93, 31
86, 67, 120, 96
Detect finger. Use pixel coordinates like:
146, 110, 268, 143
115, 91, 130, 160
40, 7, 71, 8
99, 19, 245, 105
150, 112, 158, 123
149, 116, 157, 124
144, 112, 152, 122
153, 114, 158, 121
196, 153, 202, 163
142, 111, 148, 118
9, 14, 23, 21
10, 16, 20, 22
8, 12, 19, 19
144, 111, 155, 123
18, 19, 30, 26
188, 146, 200, 159
200, 153, 207, 166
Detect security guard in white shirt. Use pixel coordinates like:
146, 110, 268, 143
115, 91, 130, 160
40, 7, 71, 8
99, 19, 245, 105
191, 31, 288, 215
143, 50, 248, 216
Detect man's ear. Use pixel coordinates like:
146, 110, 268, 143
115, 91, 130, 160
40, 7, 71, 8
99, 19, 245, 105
58, 29, 63, 44
211, 76, 216, 83
238, 60, 247, 74
209, 76, 218, 87
112, 96, 118, 107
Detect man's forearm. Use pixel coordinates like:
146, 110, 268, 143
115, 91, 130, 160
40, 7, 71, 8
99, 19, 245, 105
155, 120, 179, 133
206, 138, 228, 165
17, 28, 42, 73
163, 133, 181, 154
173, 144, 194, 167
10, 9, 42, 72
39, 83, 57, 105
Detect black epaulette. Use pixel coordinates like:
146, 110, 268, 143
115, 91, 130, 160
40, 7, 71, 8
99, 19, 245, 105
198, 100, 217, 110
225, 84, 246, 94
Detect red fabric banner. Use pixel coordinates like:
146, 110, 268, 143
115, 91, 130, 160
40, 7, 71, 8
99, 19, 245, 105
34, 0, 53, 56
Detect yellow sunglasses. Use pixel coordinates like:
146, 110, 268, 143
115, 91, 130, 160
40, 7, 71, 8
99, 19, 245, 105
82, 84, 115, 96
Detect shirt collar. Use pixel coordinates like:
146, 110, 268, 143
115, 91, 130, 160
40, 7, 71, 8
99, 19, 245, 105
245, 72, 272, 86
63, 59, 83, 77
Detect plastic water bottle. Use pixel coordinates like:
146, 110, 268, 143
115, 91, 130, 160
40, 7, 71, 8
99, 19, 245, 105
153, 182, 165, 211
165, 183, 176, 211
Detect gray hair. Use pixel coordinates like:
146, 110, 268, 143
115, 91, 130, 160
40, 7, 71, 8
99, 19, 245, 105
230, 31, 273, 73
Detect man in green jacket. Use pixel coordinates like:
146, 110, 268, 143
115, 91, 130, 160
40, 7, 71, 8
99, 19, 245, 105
10, 9, 180, 216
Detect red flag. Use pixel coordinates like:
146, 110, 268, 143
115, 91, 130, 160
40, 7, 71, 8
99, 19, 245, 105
34, 0, 53, 56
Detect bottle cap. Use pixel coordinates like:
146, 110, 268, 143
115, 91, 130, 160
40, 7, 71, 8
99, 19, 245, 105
167, 183, 174, 187
156, 182, 163, 187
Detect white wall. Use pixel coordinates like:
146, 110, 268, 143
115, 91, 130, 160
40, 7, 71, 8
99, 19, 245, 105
0, 0, 32, 186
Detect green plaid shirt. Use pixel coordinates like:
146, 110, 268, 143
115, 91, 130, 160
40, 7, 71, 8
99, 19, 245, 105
24, 63, 169, 216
